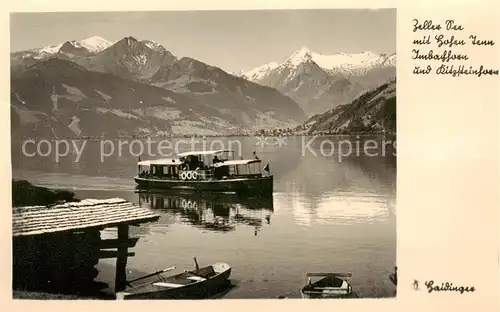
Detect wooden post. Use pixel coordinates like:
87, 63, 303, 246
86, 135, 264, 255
115, 224, 129, 292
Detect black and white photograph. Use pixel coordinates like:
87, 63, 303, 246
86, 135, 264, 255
10, 9, 397, 300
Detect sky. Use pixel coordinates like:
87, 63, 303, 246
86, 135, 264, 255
10, 10, 396, 73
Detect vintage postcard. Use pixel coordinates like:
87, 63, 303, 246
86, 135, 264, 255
1, 1, 498, 312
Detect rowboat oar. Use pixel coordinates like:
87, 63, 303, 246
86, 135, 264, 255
193, 257, 200, 273
126, 266, 176, 286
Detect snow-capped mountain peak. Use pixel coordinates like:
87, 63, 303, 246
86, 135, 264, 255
311, 50, 387, 75
266, 61, 279, 68
286, 46, 313, 66
241, 61, 279, 80
142, 40, 166, 53
39, 43, 64, 55
292, 46, 312, 56
241, 47, 397, 81
78, 36, 112, 52
36, 36, 112, 56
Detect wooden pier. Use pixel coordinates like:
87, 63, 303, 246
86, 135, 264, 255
12, 198, 160, 295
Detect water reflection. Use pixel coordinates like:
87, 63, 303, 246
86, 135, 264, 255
138, 191, 274, 235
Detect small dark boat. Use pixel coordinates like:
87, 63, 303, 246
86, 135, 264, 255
116, 258, 231, 299
301, 272, 353, 299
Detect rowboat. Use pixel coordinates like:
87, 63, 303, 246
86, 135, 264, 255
134, 150, 273, 195
301, 272, 353, 299
116, 258, 232, 299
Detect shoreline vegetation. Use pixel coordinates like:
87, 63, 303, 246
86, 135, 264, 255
12, 179, 79, 207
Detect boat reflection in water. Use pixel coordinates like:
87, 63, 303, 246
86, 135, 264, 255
137, 190, 274, 235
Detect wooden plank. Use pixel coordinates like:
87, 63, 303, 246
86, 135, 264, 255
14, 216, 159, 237
100, 238, 140, 249
12, 198, 160, 237
99, 250, 135, 259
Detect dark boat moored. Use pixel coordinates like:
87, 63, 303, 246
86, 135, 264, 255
116, 259, 232, 300
301, 272, 353, 299
134, 150, 273, 195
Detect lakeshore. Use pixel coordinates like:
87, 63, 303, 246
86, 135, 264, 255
11, 132, 397, 143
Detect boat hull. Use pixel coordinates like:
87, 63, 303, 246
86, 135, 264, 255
301, 276, 353, 299
301, 289, 353, 299
301, 292, 352, 299
135, 175, 273, 195
118, 265, 232, 299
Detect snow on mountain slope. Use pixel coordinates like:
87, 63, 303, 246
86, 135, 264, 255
285, 46, 313, 67
78, 36, 113, 52
39, 44, 64, 56
142, 40, 167, 53
11, 42, 307, 139
89, 36, 177, 80
382, 53, 397, 67
240, 61, 279, 81
18, 36, 113, 60
239, 46, 396, 118
312, 51, 388, 75
49, 36, 113, 54
242, 46, 396, 80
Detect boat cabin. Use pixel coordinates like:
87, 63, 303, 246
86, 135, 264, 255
137, 158, 184, 179
137, 150, 268, 181
212, 159, 263, 179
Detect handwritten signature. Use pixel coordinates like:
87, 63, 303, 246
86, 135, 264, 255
419, 280, 476, 294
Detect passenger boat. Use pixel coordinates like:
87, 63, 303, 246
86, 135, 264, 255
116, 258, 232, 299
134, 150, 273, 194
301, 272, 353, 299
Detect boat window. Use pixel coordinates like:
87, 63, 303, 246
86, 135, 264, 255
232, 163, 260, 176
214, 166, 230, 179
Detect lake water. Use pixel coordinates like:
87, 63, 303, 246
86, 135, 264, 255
11, 135, 396, 298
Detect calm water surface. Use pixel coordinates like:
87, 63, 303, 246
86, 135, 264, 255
12, 136, 396, 298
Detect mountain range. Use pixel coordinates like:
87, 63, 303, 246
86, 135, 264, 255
11, 36, 306, 139
11, 37, 396, 139
240, 46, 396, 117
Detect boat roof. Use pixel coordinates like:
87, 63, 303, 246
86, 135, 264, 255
138, 158, 184, 166
177, 150, 233, 157
213, 159, 261, 167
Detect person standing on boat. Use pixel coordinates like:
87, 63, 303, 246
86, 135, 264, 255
253, 151, 259, 160
213, 155, 221, 164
